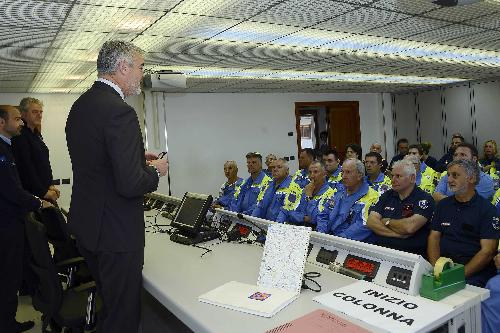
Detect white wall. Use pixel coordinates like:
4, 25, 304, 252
145, 92, 385, 198
391, 80, 500, 159
0, 92, 143, 208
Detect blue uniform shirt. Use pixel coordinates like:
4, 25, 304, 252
365, 172, 391, 195
291, 169, 310, 189
216, 177, 243, 209
435, 171, 495, 200
252, 176, 303, 222
229, 171, 271, 215
431, 193, 500, 287
276, 182, 335, 226
326, 166, 343, 191
317, 180, 380, 242
370, 186, 435, 256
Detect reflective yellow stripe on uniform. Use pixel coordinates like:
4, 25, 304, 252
255, 175, 272, 204
317, 187, 337, 212
419, 167, 438, 194
285, 182, 303, 210
358, 187, 381, 222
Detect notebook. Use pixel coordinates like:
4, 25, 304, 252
198, 224, 311, 317
198, 281, 299, 318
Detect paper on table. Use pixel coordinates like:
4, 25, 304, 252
266, 309, 372, 333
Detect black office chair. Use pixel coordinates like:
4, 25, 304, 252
36, 207, 92, 286
25, 212, 101, 333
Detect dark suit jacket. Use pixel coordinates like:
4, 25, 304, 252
0, 139, 41, 228
11, 125, 53, 198
65, 81, 159, 252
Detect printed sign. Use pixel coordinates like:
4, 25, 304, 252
314, 281, 453, 333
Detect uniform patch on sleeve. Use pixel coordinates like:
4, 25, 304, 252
418, 199, 429, 209
288, 193, 296, 203
328, 198, 335, 209
492, 216, 500, 230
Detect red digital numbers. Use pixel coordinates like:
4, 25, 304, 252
345, 258, 376, 274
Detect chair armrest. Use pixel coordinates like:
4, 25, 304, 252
72, 281, 97, 293
56, 257, 85, 268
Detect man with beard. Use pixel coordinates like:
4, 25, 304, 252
428, 159, 499, 287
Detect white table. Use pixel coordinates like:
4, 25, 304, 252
142, 231, 488, 333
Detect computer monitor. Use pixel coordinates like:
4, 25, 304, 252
171, 192, 213, 237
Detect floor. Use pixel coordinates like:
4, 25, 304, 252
16, 290, 192, 333
17, 295, 42, 332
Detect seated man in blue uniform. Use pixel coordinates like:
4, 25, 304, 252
291, 148, 314, 188
367, 159, 435, 257
213, 160, 243, 209
317, 159, 380, 242
277, 160, 335, 229
322, 148, 343, 191
229, 152, 271, 215
433, 142, 494, 203
0, 105, 52, 333
263, 153, 277, 176
482, 253, 500, 333
364, 152, 391, 195
428, 160, 499, 287
406, 144, 439, 194
252, 158, 304, 222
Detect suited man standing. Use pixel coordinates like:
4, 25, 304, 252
0, 105, 52, 333
65, 41, 168, 333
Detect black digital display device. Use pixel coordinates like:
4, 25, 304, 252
170, 192, 215, 244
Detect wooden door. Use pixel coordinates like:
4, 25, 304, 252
328, 102, 360, 160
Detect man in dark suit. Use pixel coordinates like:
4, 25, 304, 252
12, 97, 59, 203
12, 97, 59, 297
0, 105, 52, 333
65, 41, 168, 333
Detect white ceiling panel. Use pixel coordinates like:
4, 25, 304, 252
315, 7, 410, 34
252, 0, 356, 27
63, 4, 164, 32
371, 0, 440, 15
145, 12, 241, 38
173, 0, 284, 20
366, 16, 450, 38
